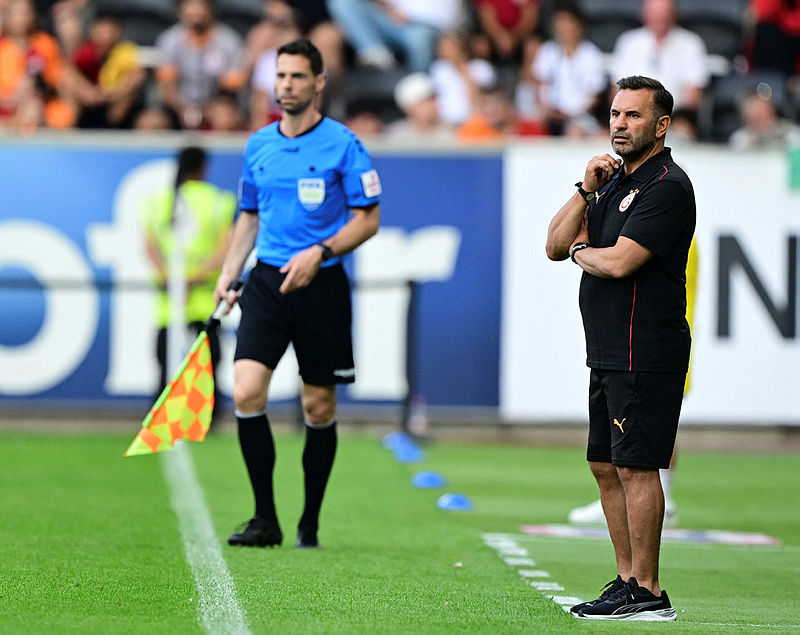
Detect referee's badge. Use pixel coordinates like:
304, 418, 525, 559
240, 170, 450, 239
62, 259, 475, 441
619, 189, 639, 212
298, 178, 325, 211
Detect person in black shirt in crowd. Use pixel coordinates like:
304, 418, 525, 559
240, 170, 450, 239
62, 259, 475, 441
546, 75, 695, 622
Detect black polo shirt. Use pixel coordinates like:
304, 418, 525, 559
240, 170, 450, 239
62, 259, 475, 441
579, 147, 696, 372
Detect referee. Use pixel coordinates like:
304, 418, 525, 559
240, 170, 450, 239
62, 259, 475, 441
545, 76, 695, 620
214, 38, 381, 549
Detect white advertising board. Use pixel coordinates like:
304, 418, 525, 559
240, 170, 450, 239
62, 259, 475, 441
502, 142, 800, 425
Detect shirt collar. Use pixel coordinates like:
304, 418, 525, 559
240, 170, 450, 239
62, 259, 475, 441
623, 147, 673, 184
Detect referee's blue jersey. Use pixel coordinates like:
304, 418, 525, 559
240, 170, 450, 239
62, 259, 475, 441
239, 117, 382, 268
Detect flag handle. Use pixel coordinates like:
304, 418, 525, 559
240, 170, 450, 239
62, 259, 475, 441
204, 279, 243, 331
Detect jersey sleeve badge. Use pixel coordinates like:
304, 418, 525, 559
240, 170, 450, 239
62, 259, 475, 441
360, 169, 382, 198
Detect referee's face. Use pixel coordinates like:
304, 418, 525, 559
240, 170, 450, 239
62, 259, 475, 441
609, 89, 667, 160
275, 54, 324, 116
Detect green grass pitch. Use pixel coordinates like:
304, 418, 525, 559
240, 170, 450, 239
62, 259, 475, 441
1, 427, 798, 633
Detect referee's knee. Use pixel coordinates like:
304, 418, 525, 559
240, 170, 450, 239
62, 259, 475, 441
232, 385, 266, 415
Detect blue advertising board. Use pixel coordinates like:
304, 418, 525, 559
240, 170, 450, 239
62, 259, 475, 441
0, 141, 501, 409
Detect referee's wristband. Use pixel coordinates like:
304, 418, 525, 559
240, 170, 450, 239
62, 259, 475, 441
317, 242, 334, 262
570, 242, 590, 263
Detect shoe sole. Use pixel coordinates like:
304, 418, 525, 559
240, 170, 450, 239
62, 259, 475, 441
228, 541, 282, 547
578, 608, 677, 621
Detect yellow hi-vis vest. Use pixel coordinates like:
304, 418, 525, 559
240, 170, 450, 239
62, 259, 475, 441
140, 180, 235, 328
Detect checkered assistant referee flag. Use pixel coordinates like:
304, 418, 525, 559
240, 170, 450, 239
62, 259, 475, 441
124, 279, 242, 457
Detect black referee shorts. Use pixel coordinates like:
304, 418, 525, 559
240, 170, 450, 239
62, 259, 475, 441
234, 261, 355, 386
586, 369, 685, 470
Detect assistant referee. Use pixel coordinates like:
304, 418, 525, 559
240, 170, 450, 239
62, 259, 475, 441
546, 76, 695, 621
214, 38, 381, 549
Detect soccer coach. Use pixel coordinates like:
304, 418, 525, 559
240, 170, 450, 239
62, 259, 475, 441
546, 76, 695, 621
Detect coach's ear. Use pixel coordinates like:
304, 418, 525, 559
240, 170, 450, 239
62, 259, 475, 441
656, 114, 670, 140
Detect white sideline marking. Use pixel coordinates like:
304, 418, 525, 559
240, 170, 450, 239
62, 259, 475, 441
162, 443, 251, 635
482, 533, 575, 613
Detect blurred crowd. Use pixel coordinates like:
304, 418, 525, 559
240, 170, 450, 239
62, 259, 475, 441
1, 0, 800, 148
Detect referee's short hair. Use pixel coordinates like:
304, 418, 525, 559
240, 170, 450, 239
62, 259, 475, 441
278, 38, 324, 76
616, 76, 674, 119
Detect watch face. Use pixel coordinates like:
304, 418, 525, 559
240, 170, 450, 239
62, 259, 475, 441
586, 192, 596, 201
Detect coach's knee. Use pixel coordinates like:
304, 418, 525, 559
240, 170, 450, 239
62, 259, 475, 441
589, 461, 618, 484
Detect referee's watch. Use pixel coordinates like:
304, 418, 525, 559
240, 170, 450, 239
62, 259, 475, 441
317, 242, 334, 262
575, 181, 596, 203
570, 242, 590, 263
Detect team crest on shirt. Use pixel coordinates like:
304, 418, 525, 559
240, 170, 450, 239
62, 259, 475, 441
298, 178, 325, 211
619, 189, 639, 212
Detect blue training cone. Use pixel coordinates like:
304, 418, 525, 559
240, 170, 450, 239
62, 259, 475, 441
437, 493, 474, 511
412, 471, 446, 488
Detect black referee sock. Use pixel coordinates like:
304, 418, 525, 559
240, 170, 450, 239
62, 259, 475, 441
236, 412, 278, 523
298, 420, 337, 532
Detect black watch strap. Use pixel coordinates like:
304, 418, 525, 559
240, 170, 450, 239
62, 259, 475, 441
317, 242, 334, 262
575, 181, 596, 203
571, 242, 590, 263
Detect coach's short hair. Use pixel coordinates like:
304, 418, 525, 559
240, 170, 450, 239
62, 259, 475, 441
278, 38, 324, 76
616, 75, 674, 118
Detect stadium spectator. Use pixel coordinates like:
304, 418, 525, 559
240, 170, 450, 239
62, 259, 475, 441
728, 92, 800, 150
203, 90, 247, 132
71, 12, 145, 128
668, 108, 699, 144
0, 0, 75, 130
530, 3, 606, 136
140, 146, 235, 425
247, 0, 302, 130
458, 83, 547, 141
429, 31, 496, 127
470, 0, 539, 64
286, 0, 345, 78
155, 0, 245, 129
384, 71, 455, 143
134, 104, 178, 130
749, 0, 800, 75
34, 0, 89, 57
343, 100, 385, 137
610, 0, 709, 112
326, 0, 464, 71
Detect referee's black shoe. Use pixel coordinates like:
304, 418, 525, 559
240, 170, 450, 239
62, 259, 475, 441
569, 575, 626, 616
295, 526, 319, 549
228, 518, 283, 547
577, 577, 677, 621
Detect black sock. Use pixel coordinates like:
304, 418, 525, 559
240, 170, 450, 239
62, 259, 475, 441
236, 413, 277, 522
299, 421, 337, 531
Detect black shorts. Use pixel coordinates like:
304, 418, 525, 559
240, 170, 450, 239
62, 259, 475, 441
234, 261, 355, 385
587, 369, 685, 470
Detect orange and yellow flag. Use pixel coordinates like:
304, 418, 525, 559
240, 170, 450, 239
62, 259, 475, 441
124, 332, 214, 457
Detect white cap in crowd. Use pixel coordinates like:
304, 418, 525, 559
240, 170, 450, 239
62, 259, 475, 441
394, 72, 437, 110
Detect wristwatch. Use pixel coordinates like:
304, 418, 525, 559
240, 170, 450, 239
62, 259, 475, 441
575, 181, 596, 203
317, 242, 334, 262
570, 242, 590, 263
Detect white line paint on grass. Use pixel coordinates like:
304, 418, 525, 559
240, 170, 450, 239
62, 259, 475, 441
483, 532, 799, 630
162, 442, 251, 635
482, 533, 575, 613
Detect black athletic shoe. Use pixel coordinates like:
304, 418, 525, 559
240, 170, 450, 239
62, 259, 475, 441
570, 575, 626, 616
295, 526, 319, 549
227, 518, 283, 547
578, 577, 677, 621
